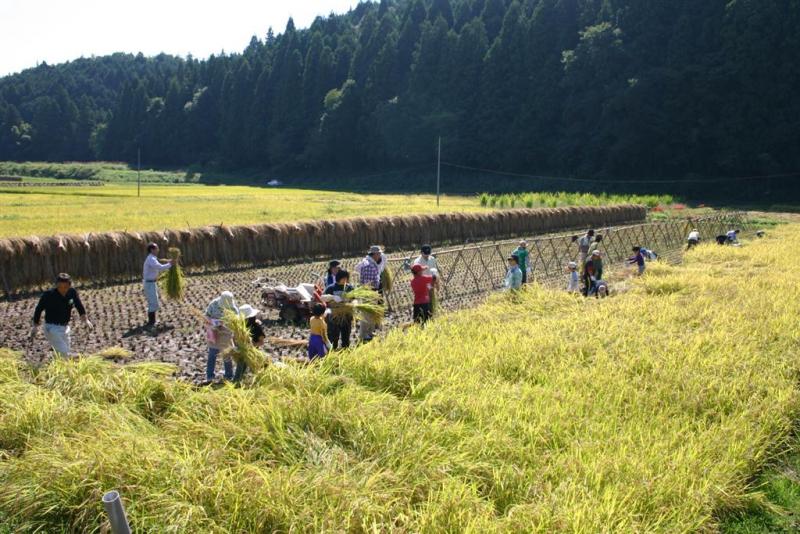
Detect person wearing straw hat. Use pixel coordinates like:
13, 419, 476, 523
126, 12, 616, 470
356, 245, 385, 341
512, 240, 530, 284
204, 291, 239, 383
232, 304, 262, 382
142, 243, 173, 329
413, 245, 440, 277
30, 273, 93, 357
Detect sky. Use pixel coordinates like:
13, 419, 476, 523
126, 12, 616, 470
0, 0, 361, 76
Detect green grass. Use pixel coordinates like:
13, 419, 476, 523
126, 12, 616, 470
478, 190, 674, 209
721, 444, 800, 533
0, 230, 798, 531
0, 161, 195, 183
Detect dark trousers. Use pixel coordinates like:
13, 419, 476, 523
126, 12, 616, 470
328, 318, 352, 349
521, 269, 528, 284
413, 303, 432, 325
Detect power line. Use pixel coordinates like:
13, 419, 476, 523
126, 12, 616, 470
440, 162, 800, 185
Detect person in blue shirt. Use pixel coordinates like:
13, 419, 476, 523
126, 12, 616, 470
628, 246, 646, 275
504, 255, 523, 290
325, 260, 342, 288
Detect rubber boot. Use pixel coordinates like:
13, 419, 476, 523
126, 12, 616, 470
146, 312, 156, 329
223, 359, 234, 381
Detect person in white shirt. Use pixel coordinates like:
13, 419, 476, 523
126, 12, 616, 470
566, 262, 580, 293
143, 243, 172, 328
726, 229, 740, 244
413, 245, 440, 277
687, 229, 701, 249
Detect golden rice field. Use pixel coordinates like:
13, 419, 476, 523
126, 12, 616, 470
0, 183, 484, 237
1, 228, 798, 531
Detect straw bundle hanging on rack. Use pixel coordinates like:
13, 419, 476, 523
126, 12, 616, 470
0, 205, 650, 292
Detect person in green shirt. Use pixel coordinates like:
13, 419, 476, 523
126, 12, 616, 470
512, 240, 530, 284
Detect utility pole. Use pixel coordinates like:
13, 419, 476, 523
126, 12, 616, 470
436, 136, 441, 208
137, 147, 141, 198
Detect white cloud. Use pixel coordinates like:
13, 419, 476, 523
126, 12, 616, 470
0, 0, 360, 76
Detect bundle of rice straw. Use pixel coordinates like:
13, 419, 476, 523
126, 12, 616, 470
222, 310, 266, 372
160, 247, 185, 300
380, 267, 393, 292
430, 288, 439, 315
330, 286, 385, 326
93, 346, 133, 360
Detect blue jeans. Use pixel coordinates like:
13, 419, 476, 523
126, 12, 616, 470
206, 348, 233, 381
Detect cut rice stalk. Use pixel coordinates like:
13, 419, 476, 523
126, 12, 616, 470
160, 247, 185, 300
93, 347, 133, 360
380, 268, 394, 293
222, 310, 266, 372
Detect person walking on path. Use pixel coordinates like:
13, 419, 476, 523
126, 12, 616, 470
414, 245, 440, 277
308, 303, 332, 361
30, 273, 93, 357
356, 245, 385, 342
324, 269, 355, 349
204, 291, 239, 382
504, 255, 523, 291
410, 264, 437, 325
512, 240, 531, 284
143, 243, 173, 329
628, 246, 647, 275
577, 230, 595, 267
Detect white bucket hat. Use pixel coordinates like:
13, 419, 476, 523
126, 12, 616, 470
238, 304, 260, 319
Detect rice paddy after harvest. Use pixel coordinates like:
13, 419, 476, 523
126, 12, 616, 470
1, 229, 799, 531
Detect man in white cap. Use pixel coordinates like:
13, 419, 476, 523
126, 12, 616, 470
143, 243, 172, 329
356, 245, 385, 341
30, 273, 93, 357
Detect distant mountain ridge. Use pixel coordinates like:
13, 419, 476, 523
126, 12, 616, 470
0, 0, 798, 188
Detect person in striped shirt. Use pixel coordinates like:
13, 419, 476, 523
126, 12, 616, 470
356, 245, 385, 341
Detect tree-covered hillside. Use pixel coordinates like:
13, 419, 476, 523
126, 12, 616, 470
0, 0, 797, 185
